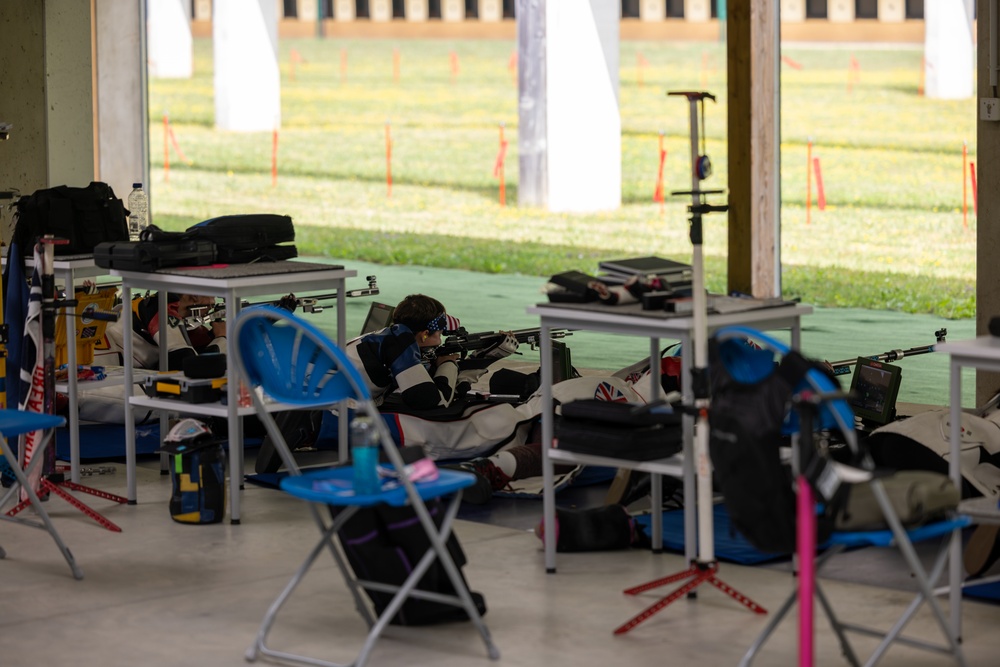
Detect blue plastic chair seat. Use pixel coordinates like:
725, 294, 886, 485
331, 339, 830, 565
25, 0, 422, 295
829, 515, 971, 549
0, 410, 66, 439
280, 467, 476, 507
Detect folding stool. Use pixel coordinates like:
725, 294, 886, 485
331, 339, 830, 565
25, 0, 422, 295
714, 326, 969, 667
233, 306, 499, 667
0, 410, 82, 579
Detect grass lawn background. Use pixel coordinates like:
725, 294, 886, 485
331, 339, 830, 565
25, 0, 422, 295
148, 38, 977, 321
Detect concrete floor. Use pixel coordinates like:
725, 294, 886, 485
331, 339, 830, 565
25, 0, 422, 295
3, 453, 1000, 667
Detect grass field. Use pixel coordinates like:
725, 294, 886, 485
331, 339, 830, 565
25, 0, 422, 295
148, 38, 978, 319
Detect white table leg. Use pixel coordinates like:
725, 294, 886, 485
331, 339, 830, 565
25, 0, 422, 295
540, 322, 556, 572
62, 267, 81, 483
948, 358, 962, 641
122, 282, 137, 503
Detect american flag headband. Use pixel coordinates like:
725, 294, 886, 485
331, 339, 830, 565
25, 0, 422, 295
424, 313, 448, 333
425, 313, 459, 333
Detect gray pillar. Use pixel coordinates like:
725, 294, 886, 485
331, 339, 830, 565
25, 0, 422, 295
924, 0, 974, 100
517, 0, 547, 208
976, 0, 1000, 402
517, 0, 620, 212
95, 0, 149, 203
148, 0, 193, 79
0, 3, 49, 198
214, 0, 281, 132
45, 0, 97, 187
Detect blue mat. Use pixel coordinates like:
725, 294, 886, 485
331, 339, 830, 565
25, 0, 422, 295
52, 422, 262, 462
634, 503, 791, 565
55, 422, 163, 461
964, 580, 1000, 604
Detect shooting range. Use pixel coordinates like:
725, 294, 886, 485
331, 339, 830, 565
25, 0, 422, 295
1, 3, 1000, 666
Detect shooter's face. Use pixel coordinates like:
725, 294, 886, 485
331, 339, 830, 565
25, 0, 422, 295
419, 330, 443, 349
178, 294, 216, 319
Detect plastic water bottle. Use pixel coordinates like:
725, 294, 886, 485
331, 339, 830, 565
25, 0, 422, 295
127, 182, 148, 241
350, 415, 381, 495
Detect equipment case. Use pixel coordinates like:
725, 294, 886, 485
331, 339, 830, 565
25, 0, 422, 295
555, 399, 683, 461
144, 374, 228, 404
94, 239, 216, 271
186, 214, 296, 263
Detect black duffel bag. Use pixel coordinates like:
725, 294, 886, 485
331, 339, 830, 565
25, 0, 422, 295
12, 181, 128, 256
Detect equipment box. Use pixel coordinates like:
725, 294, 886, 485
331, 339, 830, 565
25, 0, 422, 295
144, 374, 227, 404
555, 399, 683, 461
94, 239, 216, 271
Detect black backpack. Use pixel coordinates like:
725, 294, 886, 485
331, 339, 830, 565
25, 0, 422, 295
335, 500, 487, 626
12, 181, 128, 257
707, 339, 839, 555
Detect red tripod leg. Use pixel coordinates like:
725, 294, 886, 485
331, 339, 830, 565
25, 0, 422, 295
59, 481, 128, 505
623, 564, 702, 595
614, 567, 717, 635
42, 479, 122, 532
707, 575, 767, 614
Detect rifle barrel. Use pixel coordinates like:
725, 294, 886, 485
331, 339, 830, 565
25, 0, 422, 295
829, 344, 938, 370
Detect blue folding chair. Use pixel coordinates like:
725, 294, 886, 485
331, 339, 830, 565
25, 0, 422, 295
713, 326, 968, 667
232, 306, 499, 667
0, 410, 82, 579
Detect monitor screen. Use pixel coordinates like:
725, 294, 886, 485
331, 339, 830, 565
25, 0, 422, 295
848, 357, 902, 426
360, 302, 395, 335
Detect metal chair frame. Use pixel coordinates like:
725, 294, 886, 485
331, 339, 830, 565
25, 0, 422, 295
716, 326, 968, 667
0, 410, 83, 579
233, 306, 499, 667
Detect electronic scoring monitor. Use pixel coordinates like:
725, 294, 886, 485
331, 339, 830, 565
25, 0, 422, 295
360, 302, 395, 335
848, 357, 903, 426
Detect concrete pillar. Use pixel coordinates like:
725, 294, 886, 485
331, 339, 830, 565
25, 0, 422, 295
518, 0, 621, 212
45, 0, 97, 188
148, 0, 193, 79
95, 0, 149, 203
924, 0, 974, 100
976, 0, 1000, 402
0, 1, 146, 205
0, 3, 49, 197
516, 0, 546, 207
213, 0, 281, 132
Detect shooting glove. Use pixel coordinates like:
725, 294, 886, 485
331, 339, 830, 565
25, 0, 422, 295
458, 367, 489, 386
470, 332, 519, 360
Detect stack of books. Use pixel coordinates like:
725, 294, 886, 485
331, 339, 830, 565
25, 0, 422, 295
597, 256, 693, 291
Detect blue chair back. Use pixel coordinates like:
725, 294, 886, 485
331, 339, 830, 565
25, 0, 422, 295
233, 305, 371, 409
